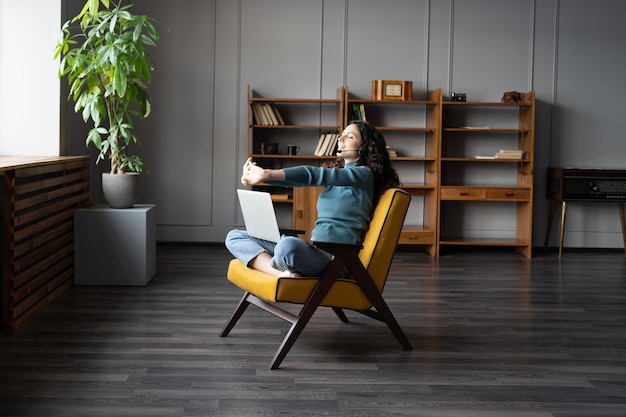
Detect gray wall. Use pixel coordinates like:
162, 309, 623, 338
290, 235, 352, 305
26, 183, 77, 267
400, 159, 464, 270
62, 0, 626, 249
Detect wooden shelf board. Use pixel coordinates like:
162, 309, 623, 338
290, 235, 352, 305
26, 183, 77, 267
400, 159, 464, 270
400, 185, 436, 195
348, 99, 438, 105
250, 154, 336, 159
439, 237, 528, 246
251, 125, 340, 130
442, 157, 528, 162
251, 98, 341, 104
393, 157, 436, 162
444, 128, 528, 133
443, 101, 532, 107
271, 195, 292, 203
378, 126, 436, 132
440, 185, 531, 189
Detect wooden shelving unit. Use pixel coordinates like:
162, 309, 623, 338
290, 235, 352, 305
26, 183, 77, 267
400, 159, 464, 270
247, 85, 344, 160
246, 86, 345, 236
343, 88, 442, 255
439, 91, 535, 257
245, 86, 534, 257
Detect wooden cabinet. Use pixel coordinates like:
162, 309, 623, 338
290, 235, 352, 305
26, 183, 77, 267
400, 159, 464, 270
344, 88, 442, 255
292, 186, 322, 240
439, 91, 535, 257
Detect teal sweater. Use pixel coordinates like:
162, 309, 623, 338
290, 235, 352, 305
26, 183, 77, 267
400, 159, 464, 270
269, 162, 374, 244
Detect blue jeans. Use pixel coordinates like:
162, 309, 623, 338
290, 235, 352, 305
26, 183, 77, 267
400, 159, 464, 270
225, 229, 333, 276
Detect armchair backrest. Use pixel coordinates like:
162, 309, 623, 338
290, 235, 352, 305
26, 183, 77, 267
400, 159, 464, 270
358, 188, 410, 291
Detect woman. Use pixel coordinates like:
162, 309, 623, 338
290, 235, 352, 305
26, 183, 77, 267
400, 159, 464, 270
225, 120, 399, 277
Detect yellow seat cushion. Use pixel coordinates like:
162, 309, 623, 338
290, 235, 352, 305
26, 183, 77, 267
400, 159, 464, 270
227, 259, 373, 310
226, 188, 410, 312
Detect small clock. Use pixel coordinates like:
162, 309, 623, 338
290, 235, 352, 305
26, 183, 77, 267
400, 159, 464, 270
385, 83, 402, 97
372, 80, 412, 101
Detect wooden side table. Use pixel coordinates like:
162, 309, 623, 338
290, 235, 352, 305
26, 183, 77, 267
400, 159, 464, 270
544, 200, 625, 258
545, 167, 626, 257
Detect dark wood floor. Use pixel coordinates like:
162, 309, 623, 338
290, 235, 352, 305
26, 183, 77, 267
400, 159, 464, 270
1, 244, 625, 417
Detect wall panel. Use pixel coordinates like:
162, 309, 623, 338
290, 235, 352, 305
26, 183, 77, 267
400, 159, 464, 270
345, 0, 429, 98
240, 0, 324, 98
132, 0, 215, 228
451, 0, 534, 100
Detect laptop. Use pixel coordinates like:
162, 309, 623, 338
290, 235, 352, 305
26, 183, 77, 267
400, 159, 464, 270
236, 189, 282, 242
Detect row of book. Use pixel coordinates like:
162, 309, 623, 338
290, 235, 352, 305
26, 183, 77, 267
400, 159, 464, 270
476, 149, 525, 159
348, 103, 367, 121
386, 146, 398, 157
251, 102, 285, 126
495, 149, 525, 159
314, 133, 339, 156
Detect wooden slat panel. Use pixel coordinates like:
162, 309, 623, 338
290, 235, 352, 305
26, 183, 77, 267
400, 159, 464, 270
13, 221, 74, 275
10, 272, 74, 332
2, 174, 16, 334
13, 245, 74, 291
12, 253, 73, 303
13, 208, 74, 244
2, 156, 90, 333
13, 232, 74, 281
14, 176, 90, 213
16, 160, 88, 176
14, 166, 88, 195
13, 192, 89, 228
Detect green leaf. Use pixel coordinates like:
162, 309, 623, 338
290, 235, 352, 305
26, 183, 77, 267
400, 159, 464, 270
133, 19, 143, 42
109, 13, 118, 33
113, 63, 127, 96
86, 127, 102, 149
142, 99, 151, 118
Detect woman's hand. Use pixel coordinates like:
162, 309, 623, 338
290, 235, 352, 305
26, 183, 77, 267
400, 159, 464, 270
241, 158, 264, 186
241, 157, 285, 186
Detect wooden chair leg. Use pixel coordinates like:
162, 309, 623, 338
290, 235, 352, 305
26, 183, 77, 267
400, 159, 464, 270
332, 307, 349, 323
270, 259, 346, 369
366, 293, 412, 351
220, 292, 251, 337
341, 252, 412, 351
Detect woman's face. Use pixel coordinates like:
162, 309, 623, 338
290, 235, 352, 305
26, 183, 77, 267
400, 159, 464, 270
337, 124, 363, 162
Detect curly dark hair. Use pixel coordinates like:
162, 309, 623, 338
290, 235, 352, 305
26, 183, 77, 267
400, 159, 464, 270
324, 120, 400, 200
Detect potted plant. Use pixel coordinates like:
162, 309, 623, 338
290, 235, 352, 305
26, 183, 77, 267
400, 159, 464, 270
55, 0, 161, 208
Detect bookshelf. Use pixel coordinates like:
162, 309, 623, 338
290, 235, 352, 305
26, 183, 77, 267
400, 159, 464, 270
344, 88, 442, 255
247, 85, 344, 160
439, 91, 535, 257
246, 85, 345, 233
245, 85, 534, 257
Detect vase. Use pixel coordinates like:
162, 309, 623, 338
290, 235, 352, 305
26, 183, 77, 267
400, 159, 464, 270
102, 172, 139, 209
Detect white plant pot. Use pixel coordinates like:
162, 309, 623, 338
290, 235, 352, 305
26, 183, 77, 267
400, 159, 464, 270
102, 172, 139, 209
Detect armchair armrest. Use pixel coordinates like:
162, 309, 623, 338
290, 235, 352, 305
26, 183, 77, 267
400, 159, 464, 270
311, 241, 365, 279
279, 228, 306, 236
311, 241, 363, 252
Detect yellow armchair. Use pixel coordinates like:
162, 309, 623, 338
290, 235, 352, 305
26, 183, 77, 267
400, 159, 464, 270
220, 188, 412, 369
